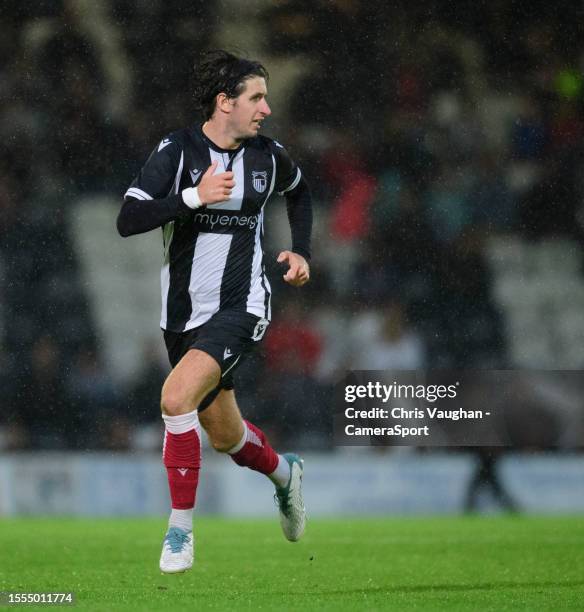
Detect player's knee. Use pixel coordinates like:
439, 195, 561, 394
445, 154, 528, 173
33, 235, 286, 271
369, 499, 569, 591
199, 417, 233, 452
207, 431, 238, 453
160, 389, 190, 416
209, 434, 232, 453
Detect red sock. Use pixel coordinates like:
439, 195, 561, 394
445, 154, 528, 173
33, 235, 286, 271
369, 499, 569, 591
229, 420, 279, 475
162, 411, 201, 510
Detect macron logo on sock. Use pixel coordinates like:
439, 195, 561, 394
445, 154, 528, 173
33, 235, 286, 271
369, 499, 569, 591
248, 430, 262, 448
177, 468, 189, 477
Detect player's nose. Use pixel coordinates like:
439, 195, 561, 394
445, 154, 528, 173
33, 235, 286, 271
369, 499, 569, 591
260, 100, 271, 116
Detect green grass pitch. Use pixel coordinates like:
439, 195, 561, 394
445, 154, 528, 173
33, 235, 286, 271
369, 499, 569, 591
0, 517, 582, 610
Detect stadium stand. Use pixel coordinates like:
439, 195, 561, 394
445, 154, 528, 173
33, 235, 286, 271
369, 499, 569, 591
1, 0, 584, 455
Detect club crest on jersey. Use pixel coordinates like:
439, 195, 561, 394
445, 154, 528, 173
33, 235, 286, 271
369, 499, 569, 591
252, 171, 268, 193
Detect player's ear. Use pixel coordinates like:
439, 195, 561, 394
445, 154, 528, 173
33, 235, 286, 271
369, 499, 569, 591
216, 93, 233, 114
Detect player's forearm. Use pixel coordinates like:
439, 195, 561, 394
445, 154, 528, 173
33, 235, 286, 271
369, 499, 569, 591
285, 177, 312, 260
116, 194, 192, 237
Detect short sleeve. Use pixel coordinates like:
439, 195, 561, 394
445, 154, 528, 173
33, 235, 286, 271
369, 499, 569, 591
124, 137, 182, 201
272, 140, 302, 196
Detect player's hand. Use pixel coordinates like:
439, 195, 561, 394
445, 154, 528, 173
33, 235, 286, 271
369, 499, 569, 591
277, 251, 310, 287
197, 160, 235, 205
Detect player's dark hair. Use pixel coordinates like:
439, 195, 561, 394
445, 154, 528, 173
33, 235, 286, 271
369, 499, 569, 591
194, 50, 269, 121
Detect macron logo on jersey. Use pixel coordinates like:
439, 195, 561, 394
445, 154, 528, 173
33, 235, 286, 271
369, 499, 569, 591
189, 169, 201, 184
158, 138, 172, 152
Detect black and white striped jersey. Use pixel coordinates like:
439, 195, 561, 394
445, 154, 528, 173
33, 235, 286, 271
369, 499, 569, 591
124, 125, 303, 333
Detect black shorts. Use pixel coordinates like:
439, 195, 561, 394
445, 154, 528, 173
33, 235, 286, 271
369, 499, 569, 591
163, 309, 269, 411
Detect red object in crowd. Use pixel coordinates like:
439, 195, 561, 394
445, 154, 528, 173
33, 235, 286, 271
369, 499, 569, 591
264, 321, 322, 375
330, 170, 377, 241
550, 113, 584, 150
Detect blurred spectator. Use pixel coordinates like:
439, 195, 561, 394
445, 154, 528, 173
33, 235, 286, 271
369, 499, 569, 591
15, 335, 71, 449
326, 143, 378, 296
468, 152, 517, 233
363, 182, 437, 303
431, 232, 506, 367
464, 449, 519, 514
126, 340, 169, 424
262, 300, 327, 446
264, 300, 322, 377
511, 95, 547, 160
352, 301, 425, 370
0, 346, 26, 450
425, 163, 473, 244
66, 347, 120, 449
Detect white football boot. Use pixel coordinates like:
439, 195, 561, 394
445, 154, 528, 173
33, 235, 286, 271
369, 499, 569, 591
159, 527, 193, 573
274, 453, 306, 542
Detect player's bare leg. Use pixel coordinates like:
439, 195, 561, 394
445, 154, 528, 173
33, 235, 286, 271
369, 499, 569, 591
198, 389, 244, 451
158, 349, 220, 573
201, 390, 306, 542
161, 349, 221, 416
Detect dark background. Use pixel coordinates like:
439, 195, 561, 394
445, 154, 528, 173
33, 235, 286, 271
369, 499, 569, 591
1, 0, 584, 452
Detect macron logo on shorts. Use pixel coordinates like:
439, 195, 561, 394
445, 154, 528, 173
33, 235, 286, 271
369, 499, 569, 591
223, 347, 233, 360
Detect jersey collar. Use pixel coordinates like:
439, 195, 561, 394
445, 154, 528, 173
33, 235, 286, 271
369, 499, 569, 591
196, 124, 246, 155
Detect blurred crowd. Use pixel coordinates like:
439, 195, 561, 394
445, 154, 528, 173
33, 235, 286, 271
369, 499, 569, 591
2, 0, 584, 450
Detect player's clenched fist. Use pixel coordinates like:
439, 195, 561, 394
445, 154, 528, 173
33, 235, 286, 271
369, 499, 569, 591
198, 161, 235, 204
181, 160, 235, 209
